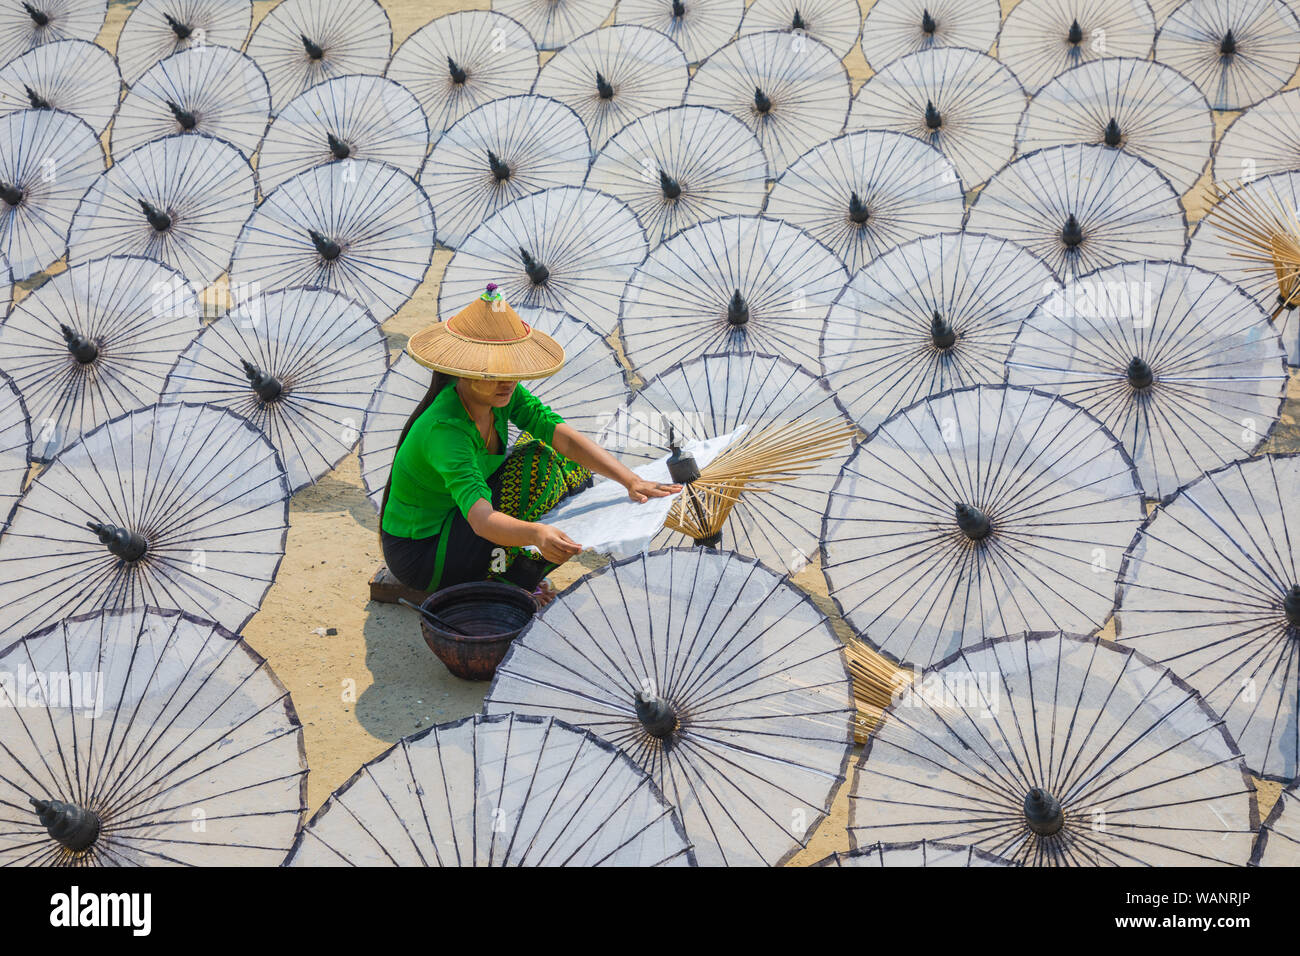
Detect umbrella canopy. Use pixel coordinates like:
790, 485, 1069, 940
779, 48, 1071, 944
1115, 453, 1300, 781
738, 0, 862, 59
162, 286, 389, 494
439, 185, 646, 337
1214, 89, 1300, 185
114, 0, 253, 85
1185, 171, 1300, 363
1154, 0, 1300, 111
1007, 260, 1287, 501
285, 712, 694, 866
586, 105, 767, 250
0, 107, 102, 280
823, 384, 1144, 670
0, 0, 105, 66
766, 130, 965, 275
244, 0, 392, 113
598, 351, 854, 570
848, 47, 1026, 191
228, 159, 435, 323
859, 0, 1002, 71
533, 25, 689, 152
967, 144, 1186, 280
0, 38, 120, 135
384, 10, 539, 144
850, 631, 1259, 865
484, 547, 855, 867
996, 0, 1156, 94
492, 0, 616, 51
685, 30, 850, 176
817, 841, 1018, 866
615, 0, 744, 65
109, 46, 270, 160
0, 369, 28, 533
1015, 57, 1214, 195
257, 74, 429, 194
620, 214, 847, 380
1252, 783, 1299, 866
0, 402, 289, 645
68, 133, 255, 289
422, 94, 590, 251
823, 231, 1061, 434
0, 606, 306, 865
0, 254, 202, 463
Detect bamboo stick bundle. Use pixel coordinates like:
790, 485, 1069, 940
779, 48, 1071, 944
1204, 180, 1300, 318
846, 637, 910, 744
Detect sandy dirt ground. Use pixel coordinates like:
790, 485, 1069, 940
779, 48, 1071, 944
70, 0, 1292, 863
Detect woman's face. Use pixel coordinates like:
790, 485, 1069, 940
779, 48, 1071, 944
462, 378, 518, 408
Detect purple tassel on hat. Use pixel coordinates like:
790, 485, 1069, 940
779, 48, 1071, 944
481, 282, 502, 302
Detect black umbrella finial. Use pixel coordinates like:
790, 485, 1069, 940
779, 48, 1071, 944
164, 12, 192, 40
595, 71, 615, 100
955, 502, 992, 541
1067, 19, 1083, 46
791, 8, 807, 30
327, 132, 351, 160
309, 229, 342, 261
1126, 356, 1154, 390
659, 168, 682, 200
0, 180, 23, 207
519, 247, 549, 285
138, 199, 172, 232
726, 288, 749, 326
634, 690, 679, 740
1061, 213, 1084, 248
447, 55, 467, 84
1103, 117, 1122, 147
241, 359, 283, 402
1283, 584, 1300, 628
924, 99, 942, 130
60, 323, 99, 364
753, 86, 773, 114
921, 8, 937, 35
25, 85, 50, 109
23, 3, 49, 27
671, 0, 686, 17
301, 34, 325, 60
848, 191, 870, 225
1220, 29, 1237, 57
666, 426, 701, 484
930, 310, 957, 350
86, 520, 148, 562
487, 149, 511, 182
167, 99, 198, 130
1024, 787, 1065, 836
30, 798, 101, 853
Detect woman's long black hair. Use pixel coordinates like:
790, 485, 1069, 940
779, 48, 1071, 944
378, 370, 455, 534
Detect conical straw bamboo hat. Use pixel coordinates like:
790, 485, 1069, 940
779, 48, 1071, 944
407, 284, 565, 380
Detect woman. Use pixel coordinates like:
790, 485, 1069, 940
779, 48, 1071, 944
380, 284, 679, 597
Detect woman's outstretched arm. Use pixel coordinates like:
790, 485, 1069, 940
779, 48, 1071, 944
549, 423, 681, 502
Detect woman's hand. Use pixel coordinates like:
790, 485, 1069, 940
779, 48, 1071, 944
531, 523, 582, 564
625, 477, 682, 503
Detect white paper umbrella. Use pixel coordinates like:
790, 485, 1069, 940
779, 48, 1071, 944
0, 255, 202, 462
996, 0, 1156, 94
685, 30, 850, 175
822, 384, 1144, 669
0, 107, 101, 279
0, 0, 104, 66
492, 0, 616, 50
738, 0, 862, 59
439, 185, 646, 336
359, 306, 627, 513
620, 214, 847, 380
1006, 260, 1287, 501
817, 842, 1018, 866
859, 0, 1002, 71
1016, 57, 1214, 195
534, 25, 689, 152
766, 130, 965, 274
1252, 783, 1300, 866
161, 287, 388, 493
256, 74, 429, 193
597, 350, 854, 571
823, 231, 1061, 433
1214, 89, 1300, 186
848, 47, 1026, 192
0, 39, 119, 135
586, 105, 766, 250
422, 94, 590, 251
285, 713, 693, 867
0, 369, 28, 532
850, 631, 1259, 865
0, 606, 306, 866
1154, 0, 1300, 111
615, 0, 744, 65
1115, 453, 1300, 781
967, 144, 1185, 280
484, 547, 855, 867
114, 0, 253, 84
244, 0, 392, 113
0, 402, 289, 645
384, 10, 539, 143
68, 133, 255, 288
1186, 171, 1300, 363
228, 159, 435, 323
109, 46, 270, 160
